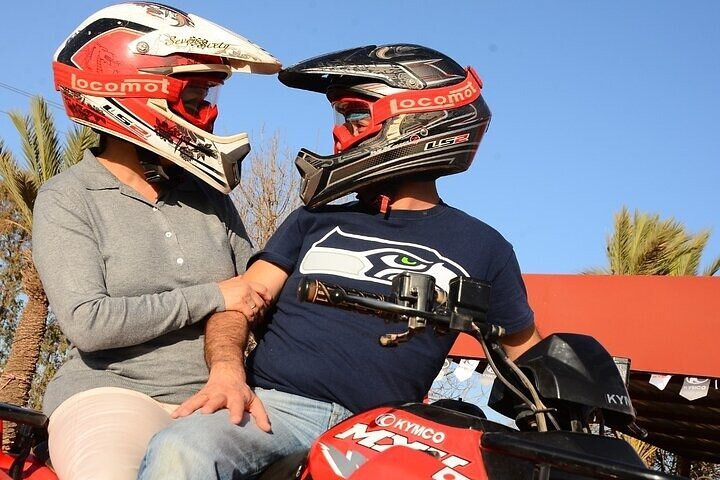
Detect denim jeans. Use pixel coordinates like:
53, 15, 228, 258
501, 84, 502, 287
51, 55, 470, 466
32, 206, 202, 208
136, 388, 353, 480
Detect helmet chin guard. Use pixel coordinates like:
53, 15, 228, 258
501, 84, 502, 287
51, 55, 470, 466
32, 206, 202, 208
279, 44, 491, 208
53, 2, 281, 193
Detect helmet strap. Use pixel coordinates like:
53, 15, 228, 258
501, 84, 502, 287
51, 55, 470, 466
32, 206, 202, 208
378, 195, 391, 216
363, 193, 392, 218
359, 183, 396, 217
135, 146, 180, 187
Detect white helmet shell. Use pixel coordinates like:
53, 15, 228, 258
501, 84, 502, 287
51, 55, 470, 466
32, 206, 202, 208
53, 2, 281, 193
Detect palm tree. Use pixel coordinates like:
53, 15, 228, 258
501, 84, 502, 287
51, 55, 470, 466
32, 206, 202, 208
585, 206, 720, 276
0, 96, 96, 450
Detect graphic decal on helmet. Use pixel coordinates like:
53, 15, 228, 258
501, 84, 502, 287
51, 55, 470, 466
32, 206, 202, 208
142, 3, 195, 27
162, 36, 231, 51
299, 227, 469, 290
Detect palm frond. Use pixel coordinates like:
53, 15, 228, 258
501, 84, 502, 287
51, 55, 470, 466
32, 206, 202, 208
63, 126, 97, 168
593, 206, 719, 278
0, 141, 33, 233
7, 109, 36, 172
30, 97, 63, 184
0, 96, 84, 233
636, 220, 679, 274
701, 254, 720, 276
608, 206, 632, 274
616, 432, 657, 466
581, 267, 610, 275
670, 230, 709, 275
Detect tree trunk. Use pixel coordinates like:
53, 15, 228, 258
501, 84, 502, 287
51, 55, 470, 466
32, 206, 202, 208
0, 262, 49, 451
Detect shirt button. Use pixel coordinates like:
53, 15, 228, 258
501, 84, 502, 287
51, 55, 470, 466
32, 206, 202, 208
152, 207, 159, 212
165, 232, 172, 238
176, 258, 184, 265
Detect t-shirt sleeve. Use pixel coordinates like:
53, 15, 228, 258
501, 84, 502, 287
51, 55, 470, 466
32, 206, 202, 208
485, 247, 535, 335
248, 207, 305, 272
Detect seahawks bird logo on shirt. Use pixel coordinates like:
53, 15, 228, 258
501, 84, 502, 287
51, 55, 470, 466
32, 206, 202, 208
299, 227, 469, 290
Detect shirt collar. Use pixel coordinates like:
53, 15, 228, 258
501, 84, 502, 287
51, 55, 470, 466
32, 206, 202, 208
80, 149, 122, 191
79, 149, 201, 194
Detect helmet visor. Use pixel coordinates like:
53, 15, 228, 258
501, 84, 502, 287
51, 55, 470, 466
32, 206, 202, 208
169, 74, 225, 132
331, 97, 382, 153
332, 99, 371, 134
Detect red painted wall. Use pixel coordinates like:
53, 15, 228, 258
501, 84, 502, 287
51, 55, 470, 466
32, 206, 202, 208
449, 274, 720, 377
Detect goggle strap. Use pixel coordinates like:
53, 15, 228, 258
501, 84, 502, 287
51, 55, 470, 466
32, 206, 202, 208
53, 62, 185, 100
372, 67, 483, 122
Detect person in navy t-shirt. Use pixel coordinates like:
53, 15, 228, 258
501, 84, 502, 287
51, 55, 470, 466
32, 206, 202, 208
139, 44, 542, 480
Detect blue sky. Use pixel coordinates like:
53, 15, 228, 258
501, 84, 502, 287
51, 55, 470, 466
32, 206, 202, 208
1, 1, 718, 274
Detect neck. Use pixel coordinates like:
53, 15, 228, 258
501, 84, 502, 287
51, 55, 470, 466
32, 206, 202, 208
388, 180, 440, 210
95, 137, 161, 202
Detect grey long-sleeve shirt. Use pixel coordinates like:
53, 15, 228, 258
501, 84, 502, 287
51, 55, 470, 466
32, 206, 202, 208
33, 151, 253, 415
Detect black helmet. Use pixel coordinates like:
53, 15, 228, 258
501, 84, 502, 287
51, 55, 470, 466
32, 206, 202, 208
279, 44, 491, 208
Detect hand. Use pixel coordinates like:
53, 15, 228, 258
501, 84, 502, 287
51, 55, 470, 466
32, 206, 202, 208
218, 276, 272, 321
171, 362, 271, 432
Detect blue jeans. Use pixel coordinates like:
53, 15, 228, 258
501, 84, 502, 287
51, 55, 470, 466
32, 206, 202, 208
136, 388, 352, 480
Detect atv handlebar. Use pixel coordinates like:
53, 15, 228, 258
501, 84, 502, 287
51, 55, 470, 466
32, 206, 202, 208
298, 272, 503, 346
0, 404, 48, 430
0, 403, 49, 480
296, 272, 554, 432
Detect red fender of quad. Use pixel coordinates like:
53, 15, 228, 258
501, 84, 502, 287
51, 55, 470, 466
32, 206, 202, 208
347, 445, 488, 480
0, 453, 57, 480
301, 406, 488, 480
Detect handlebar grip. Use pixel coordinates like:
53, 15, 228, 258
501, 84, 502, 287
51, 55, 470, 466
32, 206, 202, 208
298, 277, 392, 306
297, 277, 402, 322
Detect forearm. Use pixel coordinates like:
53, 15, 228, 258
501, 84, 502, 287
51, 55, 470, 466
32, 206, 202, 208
205, 310, 250, 370
175, 309, 270, 429
502, 325, 542, 360
48, 283, 224, 352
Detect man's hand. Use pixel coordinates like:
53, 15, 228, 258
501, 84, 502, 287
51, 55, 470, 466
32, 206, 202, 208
172, 361, 271, 432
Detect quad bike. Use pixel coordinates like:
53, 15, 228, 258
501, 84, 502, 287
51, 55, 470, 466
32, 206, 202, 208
0, 272, 686, 479
259, 272, 686, 479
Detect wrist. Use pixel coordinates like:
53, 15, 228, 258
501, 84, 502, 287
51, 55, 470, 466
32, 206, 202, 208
209, 361, 247, 386
210, 360, 245, 376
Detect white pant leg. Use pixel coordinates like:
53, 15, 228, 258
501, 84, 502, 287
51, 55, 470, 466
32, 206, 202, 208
48, 387, 174, 480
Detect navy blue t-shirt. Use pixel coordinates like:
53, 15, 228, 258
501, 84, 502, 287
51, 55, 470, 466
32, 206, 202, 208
246, 201, 533, 413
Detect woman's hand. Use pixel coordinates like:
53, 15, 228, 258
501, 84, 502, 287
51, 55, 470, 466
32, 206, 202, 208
218, 276, 272, 321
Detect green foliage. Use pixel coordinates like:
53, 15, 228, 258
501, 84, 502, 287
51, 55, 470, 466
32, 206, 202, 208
585, 206, 720, 276
0, 97, 96, 233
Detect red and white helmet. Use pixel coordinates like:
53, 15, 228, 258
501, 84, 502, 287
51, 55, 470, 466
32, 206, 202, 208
53, 2, 281, 193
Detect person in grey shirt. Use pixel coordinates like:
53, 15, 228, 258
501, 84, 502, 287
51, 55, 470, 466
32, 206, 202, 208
31, 3, 281, 479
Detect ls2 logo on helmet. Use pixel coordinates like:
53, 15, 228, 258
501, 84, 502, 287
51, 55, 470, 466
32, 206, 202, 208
424, 133, 470, 151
